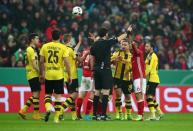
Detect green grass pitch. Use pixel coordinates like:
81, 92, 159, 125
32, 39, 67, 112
0, 113, 193, 131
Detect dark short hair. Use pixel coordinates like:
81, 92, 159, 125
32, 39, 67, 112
52, 30, 61, 40
29, 33, 38, 42
146, 42, 155, 49
98, 27, 108, 37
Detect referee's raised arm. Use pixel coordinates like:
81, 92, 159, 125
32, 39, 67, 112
89, 26, 130, 120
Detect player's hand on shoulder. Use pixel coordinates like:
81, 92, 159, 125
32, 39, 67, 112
118, 56, 123, 61
114, 56, 122, 62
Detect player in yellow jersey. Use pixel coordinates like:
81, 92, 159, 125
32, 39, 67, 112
18, 33, 43, 120
145, 42, 164, 120
111, 40, 133, 120
40, 30, 71, 123
60, 34, 83, 120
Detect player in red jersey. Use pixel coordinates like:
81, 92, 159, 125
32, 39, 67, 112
125, 25, 146, 121
76, 47, 95, 120
130, 39, 146, 121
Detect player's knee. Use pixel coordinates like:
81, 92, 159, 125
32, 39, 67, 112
32, 91, 40, 98
125, 94, 131, 100
94, 90, 100, 96
135, 92, 144, 101
89, 93, 94, 100
71, 92, 78, 99
55, 94, 62, 100
147, 95, 153, 99
101, 89, 110, 95
78, 92, 86, 98
115, 89, 122, 97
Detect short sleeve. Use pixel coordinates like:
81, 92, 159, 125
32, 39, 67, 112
27, 47, 35, 60
63, 46, 69, 58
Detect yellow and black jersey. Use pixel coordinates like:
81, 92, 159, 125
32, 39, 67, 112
111, 50, 132, 81
145, 52, 160, 83
25, 46, 39, 80
64, 46, 78, 80
40, 41, 69, 80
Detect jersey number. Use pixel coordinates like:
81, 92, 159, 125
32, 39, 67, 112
48, 50, 59, 63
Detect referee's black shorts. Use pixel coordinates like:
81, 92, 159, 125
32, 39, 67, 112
28, 77, 41, 92
94, 69, 113, 90
45, 78, 64, 94
146, 81, 159, 96
113, 78, 133, 94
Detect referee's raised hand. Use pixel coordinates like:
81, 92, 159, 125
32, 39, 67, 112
127, 24, 133, 32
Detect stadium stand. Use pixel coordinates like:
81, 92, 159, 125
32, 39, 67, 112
0, 0, 193, 69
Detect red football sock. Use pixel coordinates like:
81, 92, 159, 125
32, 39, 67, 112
137, 101, 144, 116
97, 101, 102, 115
85, 99, 93, 115
76, 98, 83, 117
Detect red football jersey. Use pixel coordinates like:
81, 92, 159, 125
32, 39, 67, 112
131, 43, 145, 80
82, 49, 92, 77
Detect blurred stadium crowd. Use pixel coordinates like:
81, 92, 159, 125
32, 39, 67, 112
0, 0, 193, 69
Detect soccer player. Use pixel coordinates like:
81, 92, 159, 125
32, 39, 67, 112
76, 47, 94, 120
130, 39, 146, 121
90, 27, 128, 120
40, 30, 71, 123
61, 34, 82, 120
18, 33, 42, 120
145, 42, 164, 120
111, 40, 133, 120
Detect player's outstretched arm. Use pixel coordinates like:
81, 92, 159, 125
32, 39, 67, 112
74, 32, 83, 53
88, 32, 99, 42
